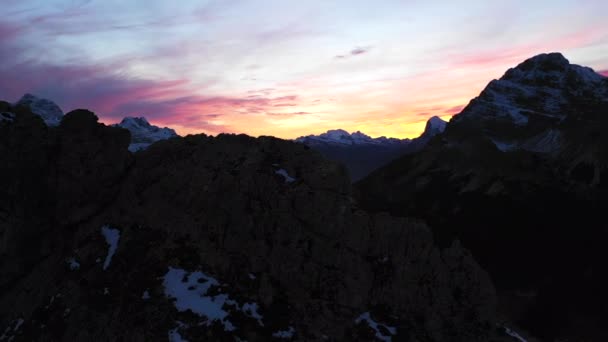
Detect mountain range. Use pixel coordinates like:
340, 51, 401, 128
295, 117, 447, 180
5, 94, 179, 153
1, 52, 607, 341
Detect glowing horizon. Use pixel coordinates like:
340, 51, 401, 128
1, 0, 607, 139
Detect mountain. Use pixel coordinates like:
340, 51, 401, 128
0, 103, 513, 341
296, 129, 410, 146
356, 52, 608, 341
15, 94, 64, 126
114, 117, 178, 152
295, 116, 446, 181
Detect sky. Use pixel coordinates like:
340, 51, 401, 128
1, 0, 607, 139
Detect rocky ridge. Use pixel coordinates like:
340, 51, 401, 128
0, 103, 504, 341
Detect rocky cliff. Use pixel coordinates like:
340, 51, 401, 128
356, 53, 608, 341
0, 104, 501, 341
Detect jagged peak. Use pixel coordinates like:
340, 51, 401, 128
295, 129, 409, 146
15, 93, 64, 126
422, 116, 447, 137
119, 116, 152, 128
501, 52, 604, 85
114, 116, 178, 152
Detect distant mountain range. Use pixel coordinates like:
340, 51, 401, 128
356, 52, 608, 341
295, 116, 447, 181
11, 93, 444, 180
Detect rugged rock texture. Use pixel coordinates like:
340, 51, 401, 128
0, 106, 502, 341
357, 53, 608, 341
295, 116, 447, 181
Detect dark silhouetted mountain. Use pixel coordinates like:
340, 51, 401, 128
12, 94, 179, 153
356, 52, 608, 341
114, 116, 178, 152
0, 103, 506, 341
296, 116, 447, 181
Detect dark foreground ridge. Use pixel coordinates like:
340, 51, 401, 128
0, 103, 505, 341
357, 52, 608, 341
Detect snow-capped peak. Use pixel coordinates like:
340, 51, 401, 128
295, 129, 409, 146
425, 116, 447, 134
118, 116, 154, 129
502, 52, 605, 87
114, 116, 178, 152
15, 93, 64, 126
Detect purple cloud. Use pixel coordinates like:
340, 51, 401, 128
351, 46, 371, 55
334, 46, 372, 59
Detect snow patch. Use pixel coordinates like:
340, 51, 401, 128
0, 318, 24, 342
241, 302, 264, 326
163, 267, 232, 329
142, 290, 150, 300
168, 322, 189, 342
248, 273, 256, 280
355, 312, 396, 342
101, 225, 120, 270
67, 257, 80, 270
521, 129, 561, 153
504, 326, 528, 342
275, 169, 296, 183
163, 267, 265, 332
0, 112, 15, 123
272, 326, 295, 339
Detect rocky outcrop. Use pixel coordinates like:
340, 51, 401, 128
356, 53, 608, 341
0, 106, 500, 341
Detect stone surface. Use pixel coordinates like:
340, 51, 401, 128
0, 106, 499, 341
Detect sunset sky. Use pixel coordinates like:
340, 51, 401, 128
1, 0, 607, 139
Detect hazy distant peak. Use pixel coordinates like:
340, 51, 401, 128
15, 93, 64, 126
295, 129, 409, 146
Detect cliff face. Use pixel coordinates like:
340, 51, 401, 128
356, 53, 608, 341
0, 107, 498, 341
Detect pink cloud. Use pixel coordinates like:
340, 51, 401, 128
599, 69, 608, 77
446, 26, 608, 70
445, 105, 465, 115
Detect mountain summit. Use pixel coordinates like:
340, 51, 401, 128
448, 52, 607, 154
295, 129, 410, 146
15, 94, 64, 126
356, 53, 608, 341
114, 117, 178, 152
